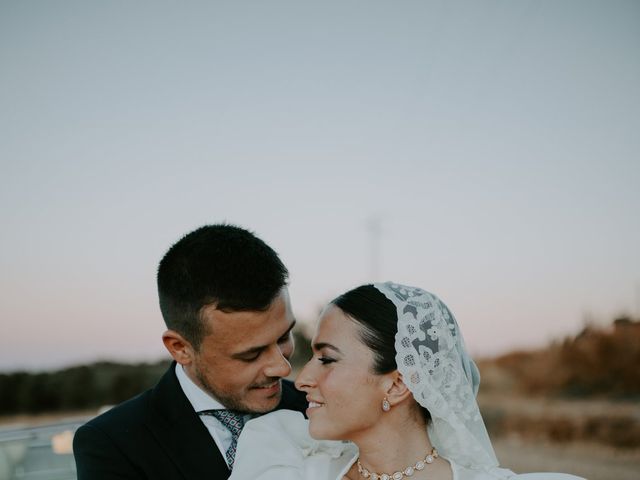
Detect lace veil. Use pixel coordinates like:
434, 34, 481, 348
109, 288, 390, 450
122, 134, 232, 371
373, 282, 498, 470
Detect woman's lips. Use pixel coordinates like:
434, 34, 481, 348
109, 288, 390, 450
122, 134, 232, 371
306, 399, 325, 414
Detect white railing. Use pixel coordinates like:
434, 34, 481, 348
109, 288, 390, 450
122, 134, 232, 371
0, 417, 89, 480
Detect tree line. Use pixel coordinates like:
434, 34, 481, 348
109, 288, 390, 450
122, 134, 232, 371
0, 330, 312, 416
0, 360, 171, 415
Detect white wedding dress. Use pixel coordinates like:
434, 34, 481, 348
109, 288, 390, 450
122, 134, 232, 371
229, 411, 583, 480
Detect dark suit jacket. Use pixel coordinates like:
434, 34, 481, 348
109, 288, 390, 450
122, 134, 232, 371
73, 363, 307, 479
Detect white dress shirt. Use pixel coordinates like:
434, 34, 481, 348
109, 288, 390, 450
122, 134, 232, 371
175, 363, 252, 467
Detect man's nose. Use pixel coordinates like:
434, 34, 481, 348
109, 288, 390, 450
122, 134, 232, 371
264, 344, 292, 378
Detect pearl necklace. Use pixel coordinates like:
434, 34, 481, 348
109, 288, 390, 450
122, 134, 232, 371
356, 447, 438, 480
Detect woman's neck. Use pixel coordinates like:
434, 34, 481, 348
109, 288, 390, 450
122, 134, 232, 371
351, 414, 433, 477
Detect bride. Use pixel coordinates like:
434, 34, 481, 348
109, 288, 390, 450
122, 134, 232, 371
229, 282, 583, 480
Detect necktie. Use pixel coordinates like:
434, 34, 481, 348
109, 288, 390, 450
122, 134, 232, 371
199, 410, 245, 470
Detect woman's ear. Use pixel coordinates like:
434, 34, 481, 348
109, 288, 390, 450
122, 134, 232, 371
162, 330, 195, 365
385, 371, 413, 406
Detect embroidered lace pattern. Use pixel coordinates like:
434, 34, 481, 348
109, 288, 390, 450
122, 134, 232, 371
374, 282, 498, 470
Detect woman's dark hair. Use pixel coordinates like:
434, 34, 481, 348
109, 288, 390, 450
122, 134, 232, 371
332, 284, 431, 421
157, 224, 288, 350
332, 284, 398, 374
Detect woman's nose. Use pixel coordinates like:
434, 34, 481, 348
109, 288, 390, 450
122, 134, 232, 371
294, 358, 316, 391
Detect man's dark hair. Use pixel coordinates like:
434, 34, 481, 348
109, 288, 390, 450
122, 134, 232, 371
157, 224, 288, 350
332, 284, 431, 422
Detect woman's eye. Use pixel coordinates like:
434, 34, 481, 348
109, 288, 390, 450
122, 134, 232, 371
318, 357, 336, 365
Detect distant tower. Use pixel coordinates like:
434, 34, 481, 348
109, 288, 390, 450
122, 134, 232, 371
366, 216, 382, 281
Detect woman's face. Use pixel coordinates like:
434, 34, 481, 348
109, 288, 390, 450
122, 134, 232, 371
295, 304, 388, 440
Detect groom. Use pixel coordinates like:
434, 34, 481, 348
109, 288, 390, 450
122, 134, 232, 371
73, 224, 307, 479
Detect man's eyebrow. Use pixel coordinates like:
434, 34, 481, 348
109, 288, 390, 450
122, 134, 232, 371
280, 319, 297, 339
232, 319, 297, 358
312, 342, 343, 355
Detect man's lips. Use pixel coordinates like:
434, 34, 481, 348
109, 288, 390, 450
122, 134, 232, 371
252, 380, 280, 391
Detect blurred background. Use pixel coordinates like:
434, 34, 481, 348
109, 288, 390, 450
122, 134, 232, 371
1, 1, 638, 479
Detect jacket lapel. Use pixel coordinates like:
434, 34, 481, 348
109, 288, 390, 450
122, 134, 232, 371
145, 364, 230, 479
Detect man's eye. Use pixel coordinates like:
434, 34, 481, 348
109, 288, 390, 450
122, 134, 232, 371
240, 353, 260, 362
278, 333, 292, 344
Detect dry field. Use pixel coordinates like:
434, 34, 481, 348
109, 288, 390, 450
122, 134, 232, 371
479, 392, 640, 480
494, 437, 640, 480
474, 320, 640, 478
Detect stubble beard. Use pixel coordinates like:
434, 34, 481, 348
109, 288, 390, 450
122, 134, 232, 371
193, 362, 282, 413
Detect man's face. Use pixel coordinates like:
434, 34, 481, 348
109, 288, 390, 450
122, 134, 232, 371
185, 288, 296, 413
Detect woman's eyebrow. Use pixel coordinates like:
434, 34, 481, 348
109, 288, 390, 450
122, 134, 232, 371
312, 342, 343, 355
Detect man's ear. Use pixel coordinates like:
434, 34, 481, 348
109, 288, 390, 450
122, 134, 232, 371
162, 330, 195, 365
385, 371, 413, 406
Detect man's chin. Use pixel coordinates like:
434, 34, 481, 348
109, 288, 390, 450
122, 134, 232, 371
249, 384, 282, 411
198, 375, 282, 413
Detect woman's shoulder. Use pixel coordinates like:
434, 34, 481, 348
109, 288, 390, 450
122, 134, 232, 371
243, 409, 307, 440
452, 462, 585, 480
230, 410, 357, 480
511, 474, 585, 480
452, 463, 515, 480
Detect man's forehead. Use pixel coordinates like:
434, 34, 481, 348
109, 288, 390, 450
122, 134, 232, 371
204, 287, 290, 316
205, 301, 292, 340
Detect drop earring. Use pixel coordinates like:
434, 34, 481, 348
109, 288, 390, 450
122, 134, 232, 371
382, 397, 391, 412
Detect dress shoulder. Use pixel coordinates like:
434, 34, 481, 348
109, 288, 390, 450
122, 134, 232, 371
511, 474, 585, 479
452, 462, 515, 480
453, 462, 584, 480
230, 410, 357, 480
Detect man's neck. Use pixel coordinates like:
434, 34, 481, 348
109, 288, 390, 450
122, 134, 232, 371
174, 363, 226, 410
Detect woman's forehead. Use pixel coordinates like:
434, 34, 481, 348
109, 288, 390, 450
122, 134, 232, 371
313, 306, 364, 348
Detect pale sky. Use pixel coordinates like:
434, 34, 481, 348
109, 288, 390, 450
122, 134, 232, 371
1, 1, 638, 371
